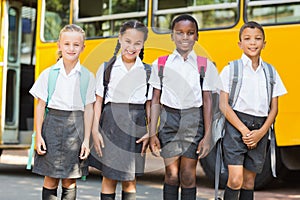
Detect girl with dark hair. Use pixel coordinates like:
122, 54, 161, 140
91, 20, 150, 200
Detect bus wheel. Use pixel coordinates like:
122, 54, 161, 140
200, 143, 280, 190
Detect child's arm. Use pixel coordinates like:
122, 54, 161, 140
91, 95, 105, 157
219, 90, 250, 137
35, 98, 47, 155
149, 88, 161, 157
243, 97, 278, 149
80, 103, 93, 160
136, 100, 151, 156
197, 91, 212, 159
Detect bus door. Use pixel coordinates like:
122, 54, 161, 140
1, 1, 22, 144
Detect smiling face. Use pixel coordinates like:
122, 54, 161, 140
171, 20, 198, 57
118, 28, 145, 62
57, 31, 85, 64
238, 27, 266, 60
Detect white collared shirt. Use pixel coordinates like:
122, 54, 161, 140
220, 54, 287, 116
30, 59, 96, 111
95, 55, 151, 104
149, 50, 220, 109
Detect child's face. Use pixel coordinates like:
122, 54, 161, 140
119, 28, 145, 62
238, 27, 266, 59
171, 20, 198, 55
58, 31, 85, 63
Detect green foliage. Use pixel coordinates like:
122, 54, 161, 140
43, 0, 70, 41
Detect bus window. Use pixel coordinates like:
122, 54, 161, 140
8, 7, 19, 62
43, 0, 70, 41
73, 0, 147, 38
153, 0, 238, 33
246, 0, 300, 24
21, 6, 36, 65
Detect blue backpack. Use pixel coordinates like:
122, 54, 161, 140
47, 65, 91, 106
27, 65, 91, 170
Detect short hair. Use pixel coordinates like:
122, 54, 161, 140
171, 14, 199, 33
239, 21, 265, 41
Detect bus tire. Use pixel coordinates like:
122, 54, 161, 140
200, 143, 279, 190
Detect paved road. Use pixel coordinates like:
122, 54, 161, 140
1, 150, 300, 200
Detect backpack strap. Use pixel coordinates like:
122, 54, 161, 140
102, 62, 110, 109
228, 59, 243, 107
79, 65, 91, 106
197, 56, 207, 89
157, 55, 169, 90
262, 62, 276, 108
157, 55, 207, 89
143, 63, 152, 98
47, 65, 60, 105
214, 59, 243, 200
102, 62, 152, 105
47, 64, 90, 107
262, 61, 277, 178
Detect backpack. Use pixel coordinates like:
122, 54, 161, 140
88, 61, 152, 171
47, 65, 91, 106
26, 64, 91, 170
212, 59, 276, 199
157, 55, 207, 90
102, 61, 152, 107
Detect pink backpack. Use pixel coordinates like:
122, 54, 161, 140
157, 55, 207, 89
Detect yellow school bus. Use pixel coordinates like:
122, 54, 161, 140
1, 0, 299, 188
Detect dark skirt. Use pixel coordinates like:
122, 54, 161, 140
158, 105, 204, 159
32, 109, 88, 179
90, 103, 147, 181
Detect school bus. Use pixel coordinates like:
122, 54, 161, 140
1, 0, 299, 188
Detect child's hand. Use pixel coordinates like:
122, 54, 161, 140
242, 130, 262, 149
197, 136, 210, 159
91, 130, 104, 157
149, 135, 161, 157
80, 141, 90, 160
136, 133, 149, 157
36, 135, 47, 155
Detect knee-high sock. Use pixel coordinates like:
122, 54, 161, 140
121, 191, 136, 200
239, 189, 254, 200
163, 183, 179, 200
181, 187, 196, 200
101, 193, 116, 200
42, 187, 57, 200
223, 186, 240, 200
61, 187, 76, 200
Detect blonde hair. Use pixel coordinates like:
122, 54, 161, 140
57, 24, 85, 60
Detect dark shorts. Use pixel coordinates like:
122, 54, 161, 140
90, 103, 147, 181
33, 109, 88, 179
223, 111, 268, 173
158, 105, 204, 159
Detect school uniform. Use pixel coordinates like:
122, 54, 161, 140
94, 55, 150, 181
149, 50, 219, 159
219, 54, 287, 173
29, 59, 96, 179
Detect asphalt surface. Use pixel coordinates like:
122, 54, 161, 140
1, 150, 300, 199
0, 149, 215, 200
